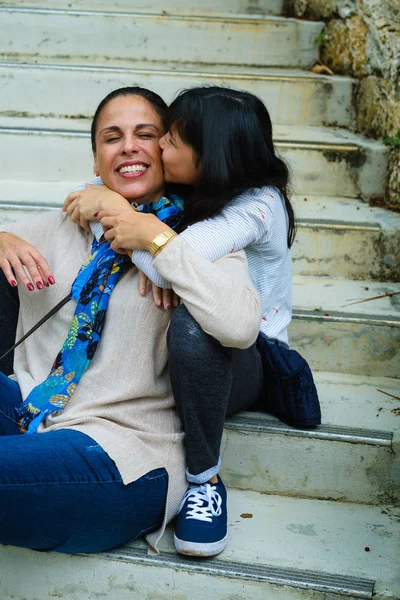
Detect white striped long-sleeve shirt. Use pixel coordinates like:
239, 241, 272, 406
83, 182, 292, 347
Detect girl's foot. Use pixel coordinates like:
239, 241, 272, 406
174, 475, 227, 557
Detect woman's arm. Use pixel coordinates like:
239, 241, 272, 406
98, 208, 262, 348
153, 237, 262, 349
132, 188, 275, 288
0, 212, 64, 290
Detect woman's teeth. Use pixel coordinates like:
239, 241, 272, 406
119, 165, 147, 174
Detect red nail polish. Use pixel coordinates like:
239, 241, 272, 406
48, 276, 55, 285
27, 283, 34, 291
36, 281, 43, 290
11, 280, 17, 287
94, 212, 99, 217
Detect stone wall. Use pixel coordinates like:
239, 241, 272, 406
284, 0, 400, 210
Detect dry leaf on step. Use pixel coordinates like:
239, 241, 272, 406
312, 64, 334, 76
240, 513, 253, 518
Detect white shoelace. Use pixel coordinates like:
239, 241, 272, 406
179, 483, 222, 523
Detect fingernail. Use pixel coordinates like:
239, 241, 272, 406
27, 283, 34, 291
94, 212, 99, 217
166, 304, 172, 310
48, 276, 55, 285
36, 281, 43, 290
140, 288, 145, 295
11, 280, 17, 287
156, 299, 162, 306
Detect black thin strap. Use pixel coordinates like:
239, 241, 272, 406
0, 293, 72, 364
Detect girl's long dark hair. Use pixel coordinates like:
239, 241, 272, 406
168, 86, 295, 247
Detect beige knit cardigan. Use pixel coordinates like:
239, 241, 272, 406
2, 211, 262, 550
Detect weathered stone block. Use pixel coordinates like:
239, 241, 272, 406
285, 0, 400, 211
321, 16, 368, 77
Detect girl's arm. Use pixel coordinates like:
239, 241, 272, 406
132, 188, 276, 288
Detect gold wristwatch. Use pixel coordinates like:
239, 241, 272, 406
148, 230, 177, 256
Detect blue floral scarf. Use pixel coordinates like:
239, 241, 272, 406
16, 193, 184, 434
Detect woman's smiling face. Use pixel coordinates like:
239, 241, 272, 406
93, 95, 166, 204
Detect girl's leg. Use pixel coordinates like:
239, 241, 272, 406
167, 305, 263, 556
0, 269, 19, 376
0, 429, 167, 553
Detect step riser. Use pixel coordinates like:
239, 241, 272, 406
0, 207, 398, 284
288, 145, 388, 200
221, 430, 399, 506
290, 318, 400, 378
293, 226, 400, 282
0, 9, 323, 69
0, 545, 369, 600
0, 131, 387, 200
0, 65, 355, 128
0, 0, 285, 15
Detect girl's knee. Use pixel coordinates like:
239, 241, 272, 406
167, 305, 216, 361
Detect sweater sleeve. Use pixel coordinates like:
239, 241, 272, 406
0, 210, 66, 255
131, 187, 276, 289
153, 236, 262, 349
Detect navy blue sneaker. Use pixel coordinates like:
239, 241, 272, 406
174, 475, 228, 557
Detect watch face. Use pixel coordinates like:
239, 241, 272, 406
154, 233, 167, 245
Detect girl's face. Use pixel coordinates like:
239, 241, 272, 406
159, 126, 201, 185
93, 95, 165, 204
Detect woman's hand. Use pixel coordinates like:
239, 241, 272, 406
138, 270, 180, 310
99, 209, 176, 254
62, 185, 132, 232
0, 232, 55, 291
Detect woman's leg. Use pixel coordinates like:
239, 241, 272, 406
0, 429, 168, 553
0, 371, 23, 435
167, 305, 263, 556
0, 269, 20, 376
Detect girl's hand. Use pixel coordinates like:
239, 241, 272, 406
62, 185, 131, 232
138, 270, 180, 310
0, 232, 55, 291
99, 209, 176, 253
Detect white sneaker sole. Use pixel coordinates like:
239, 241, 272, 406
174, 534, 228, 557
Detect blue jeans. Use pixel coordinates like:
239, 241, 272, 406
0, 372, 168, 554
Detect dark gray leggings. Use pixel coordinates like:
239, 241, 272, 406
167, 305, 263, 482
0, 273, 263, 483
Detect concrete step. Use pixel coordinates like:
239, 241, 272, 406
0, 60, 355, 128
0, 0, 285, 15
1, 193, 399, 282
0, 7, 323, 69
290, 276, 400, 377
222, 371, 400, 505
1, 489, 398, 599
292, 196, 400, 282
0, 118, 388, 200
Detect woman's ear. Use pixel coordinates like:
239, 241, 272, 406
93, 156, 99, 177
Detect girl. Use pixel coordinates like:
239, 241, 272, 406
64, 86, 295, 558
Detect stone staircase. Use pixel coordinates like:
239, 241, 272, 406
0, 2, 399, 599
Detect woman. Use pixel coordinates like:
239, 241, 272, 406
0, 87, 261, 554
